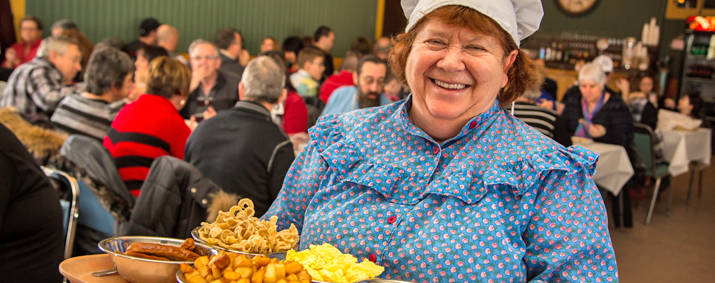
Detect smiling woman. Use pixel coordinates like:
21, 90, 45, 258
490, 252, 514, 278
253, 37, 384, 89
262, 0, 619, 281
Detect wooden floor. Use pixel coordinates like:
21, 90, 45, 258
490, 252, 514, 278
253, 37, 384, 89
608, 156, 715, 283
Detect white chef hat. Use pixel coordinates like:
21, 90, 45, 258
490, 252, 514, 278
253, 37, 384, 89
592, 55, 614, 73
402, 0, 543, 47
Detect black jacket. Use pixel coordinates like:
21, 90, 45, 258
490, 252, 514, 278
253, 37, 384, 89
218, 52, 245, 79
184, 101, 295, 217
180, 69, 241, 119
0, 123, 64, 282
117, 156, 237, 238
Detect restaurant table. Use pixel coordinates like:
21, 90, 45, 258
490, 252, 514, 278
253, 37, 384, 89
59, 254, 127, 283
574, 141, 635, 196
660, 128, 712, 176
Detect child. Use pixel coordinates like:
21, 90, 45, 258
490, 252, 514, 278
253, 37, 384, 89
678, 92, 703, 119
290, 46, 325, 106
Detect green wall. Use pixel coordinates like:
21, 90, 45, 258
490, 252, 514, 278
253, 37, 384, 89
536, 0, 686, 76
26, 0, 378, 56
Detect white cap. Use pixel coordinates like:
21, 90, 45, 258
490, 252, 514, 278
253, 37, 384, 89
592, 55, 614, 73
401, 0, 543, 47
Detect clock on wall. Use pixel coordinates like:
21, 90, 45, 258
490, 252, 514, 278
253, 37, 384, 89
555, 0, 601, 16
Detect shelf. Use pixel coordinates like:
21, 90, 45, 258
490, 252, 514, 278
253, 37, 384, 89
682, 76, 715, 83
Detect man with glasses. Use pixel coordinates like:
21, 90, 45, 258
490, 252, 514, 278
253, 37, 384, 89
180, 39, 240, 122
321, 55, 392, 116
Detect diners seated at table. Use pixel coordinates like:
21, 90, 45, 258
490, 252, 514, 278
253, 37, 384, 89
131, 45, 169, 101
561, 55, 619, 103
678, 92, 704, 119
260, 36, 280, 53
50, 19, 94, 82
126, 17, 161, 59
313, 25, 335, 81
215, 28, 245, 78
264, 0, 618, 281
104, 57, 192, 196
513, 84, 572, 147
51, 46, 134, 141
562, 62, 634, 146
621, 77, 658, 131
260, 51, 309, 137
319, 51, 358, 104
372, 36, 392, 62
180, 39, 241, 121
1, 15, 43, 69
156, 24, 188, 65
1, 36, 83, 122
282, 36, 304, 74
290, 46, 325, 108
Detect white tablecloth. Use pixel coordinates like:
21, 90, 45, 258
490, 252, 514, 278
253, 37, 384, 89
574, 142, 634, 195
660, 128, 712, 176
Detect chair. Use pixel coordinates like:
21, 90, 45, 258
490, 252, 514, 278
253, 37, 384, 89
43, 167, 79, 259
633, 123, 671, 225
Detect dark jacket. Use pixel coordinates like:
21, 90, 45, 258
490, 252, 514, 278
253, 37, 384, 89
184, 101, 295, 217
117, 156, 238, 238
219, 52, 244, 79
0, 122, 64, 283
180, 69, 241, 119
49, 135, 135, 222
561, 91, 634, 146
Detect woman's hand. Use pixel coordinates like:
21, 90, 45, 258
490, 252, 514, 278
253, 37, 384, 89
588, 123, 607, 138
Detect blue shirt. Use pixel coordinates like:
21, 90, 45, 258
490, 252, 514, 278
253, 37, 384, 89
264, 96, 618, 282
321, 86, 394, 116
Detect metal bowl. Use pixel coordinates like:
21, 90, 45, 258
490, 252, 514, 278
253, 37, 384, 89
190, 227, 287, 260
98, 236, 217, 283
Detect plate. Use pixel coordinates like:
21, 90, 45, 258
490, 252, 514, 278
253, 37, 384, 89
571, 136, 594, 145
190, 227, 287, 260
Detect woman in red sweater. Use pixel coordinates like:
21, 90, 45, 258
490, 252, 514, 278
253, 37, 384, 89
104, 57, 192, 196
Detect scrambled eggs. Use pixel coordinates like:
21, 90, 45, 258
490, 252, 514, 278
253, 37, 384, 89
286, 243, 384, 283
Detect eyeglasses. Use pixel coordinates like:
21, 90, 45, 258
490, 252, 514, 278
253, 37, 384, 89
190, 55, 219, 61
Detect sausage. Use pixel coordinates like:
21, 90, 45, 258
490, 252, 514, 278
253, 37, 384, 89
126, 250, 170, 261
126, 242, 200, 261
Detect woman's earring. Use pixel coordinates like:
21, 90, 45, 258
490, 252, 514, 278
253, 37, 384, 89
180, 99, 186, 105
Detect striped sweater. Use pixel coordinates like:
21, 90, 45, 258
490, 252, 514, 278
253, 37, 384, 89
103, 94, 190, 196
50, 94, 125, 141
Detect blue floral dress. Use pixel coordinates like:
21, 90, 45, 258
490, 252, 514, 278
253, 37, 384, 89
264, 96, 618, 282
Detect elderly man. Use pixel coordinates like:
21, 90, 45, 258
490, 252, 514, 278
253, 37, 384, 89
313, 25, 335, 80
126, 17, 160, 58
1, 36, 82, 121
2, 15, 43, 69
215, 28, 245, 78
51, 47, 134, 141
180, 39, 240, 121
156, 24, 187, 64
373, 36, 392, 62
184, 56, 294, 217
321, 54, 392, 116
